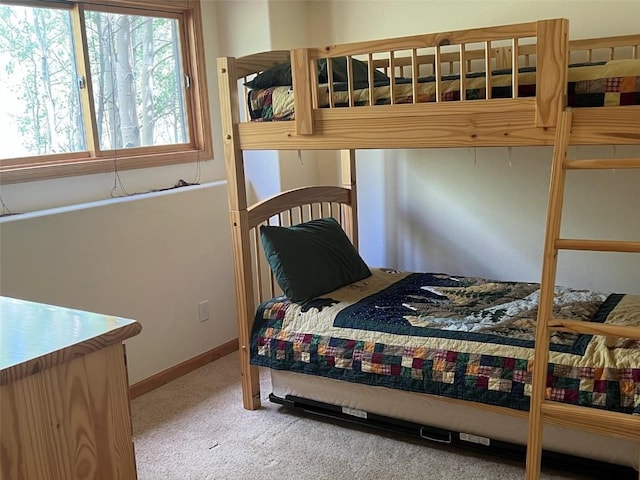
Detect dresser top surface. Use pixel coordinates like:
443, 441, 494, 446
1, 296, 141, 374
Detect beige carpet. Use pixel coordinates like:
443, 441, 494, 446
131, 351, 592, 480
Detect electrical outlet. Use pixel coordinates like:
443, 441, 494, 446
198, 300, 210, 322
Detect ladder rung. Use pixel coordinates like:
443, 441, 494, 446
548, 318, 640, 339
555, 238, 640, 253
564, 158, 640, 170
540, 401, 640, 441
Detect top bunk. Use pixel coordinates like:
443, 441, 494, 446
217, 19, 640, 150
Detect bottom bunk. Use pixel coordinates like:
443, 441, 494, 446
249, 217, 640, 474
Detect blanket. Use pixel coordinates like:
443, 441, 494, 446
248, 59, 640, 121
251, 268, 640, 414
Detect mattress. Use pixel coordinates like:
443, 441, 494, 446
247, 59, 640, 121
250, 268, 640, 416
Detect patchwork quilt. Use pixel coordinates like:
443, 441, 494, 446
250, 268, 640, 414
247, 59, 640, 121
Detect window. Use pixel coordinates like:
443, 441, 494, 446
0, 0, 211, 184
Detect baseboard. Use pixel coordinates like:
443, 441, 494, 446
129, 338, 239, 399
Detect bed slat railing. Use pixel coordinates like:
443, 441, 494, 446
318, 21, 543, 109
434, 45, 442, 102
227, 21, 555, 136
389, 51, 396, 105
371, 44, 537, 76
327, 58, 335, 108
411, 49, 419, 104
300, 19, 566, 132
368, 52, 376, 106
511, 40, 519, 98
484, 41, 492, 99
459, 44, 467, 100
569, 34, 640, 62
347, 55, 356, 107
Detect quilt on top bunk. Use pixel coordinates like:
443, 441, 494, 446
251, 268, 640, 414
247, 59, 640, 121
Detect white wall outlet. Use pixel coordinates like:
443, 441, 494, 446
198, 300, 210, 322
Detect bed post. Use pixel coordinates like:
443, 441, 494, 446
535, 18, 569, 128
217, 56, 262, 410
340, 149, 358, 249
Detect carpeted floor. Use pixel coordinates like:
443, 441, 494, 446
131, 351, 592, 480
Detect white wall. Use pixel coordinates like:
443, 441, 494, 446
214, 0, 326, 202
0, 183, 236, 383
309, 0, 640, 42
304, 0, 640, 294
269, 1, 331, 196
214, 0, 271, 58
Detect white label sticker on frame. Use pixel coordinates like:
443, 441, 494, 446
460, 433, 491, 446
341, 407, 368, 419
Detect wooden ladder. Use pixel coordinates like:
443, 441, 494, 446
525, 109, 640, 479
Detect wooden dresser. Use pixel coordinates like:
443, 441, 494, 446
0, 296, 142, 480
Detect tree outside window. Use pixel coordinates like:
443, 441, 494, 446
0, 0, 211, 184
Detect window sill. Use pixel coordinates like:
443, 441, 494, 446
0, 180, 225, 222
0, 148, 213, 185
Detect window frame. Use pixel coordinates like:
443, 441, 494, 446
0, 0, 212, 185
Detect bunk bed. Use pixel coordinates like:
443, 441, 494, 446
217, 18, 640, 478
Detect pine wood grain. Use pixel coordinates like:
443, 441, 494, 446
224, 22, 640, 152
1, 345, 137, 480
237, 99, 557, 150
291, 49, 314, 135
541, 402, 640, 441
525, 108, 640, 479
0, 297, 140, 479
525, 109, 573, 480
308, 21, 537, 59
535, 19, 569, 127
247, 186, 351, 227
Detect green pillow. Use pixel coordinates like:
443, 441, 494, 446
317, 57, 389, 85
244, 57, 389, 89
260, 217, 371, 303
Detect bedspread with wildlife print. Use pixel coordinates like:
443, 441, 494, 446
250, 268, 640, 414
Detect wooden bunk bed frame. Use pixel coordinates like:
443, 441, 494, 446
217, 18, 640, 478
